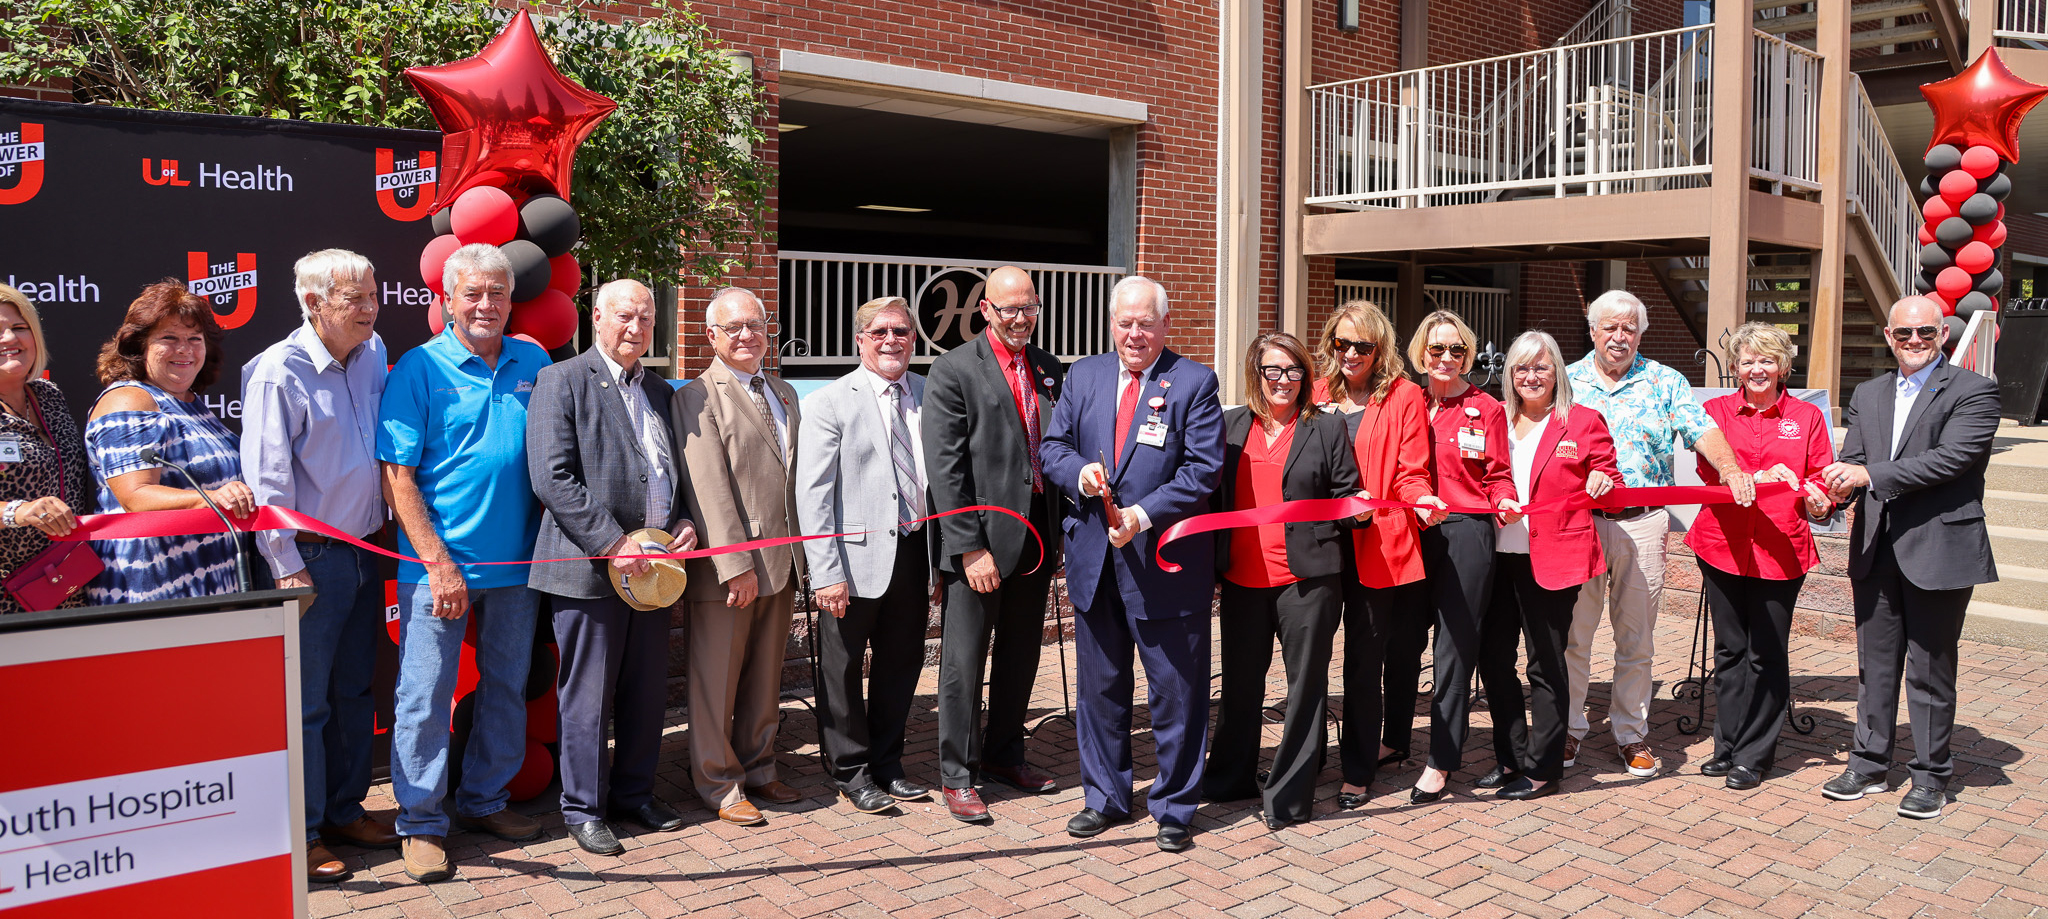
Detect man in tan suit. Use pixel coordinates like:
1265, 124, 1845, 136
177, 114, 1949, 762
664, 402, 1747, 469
677, 287, 807, 826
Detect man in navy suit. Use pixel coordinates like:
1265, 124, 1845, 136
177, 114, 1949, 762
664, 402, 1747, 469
1041, 275, 1225, 852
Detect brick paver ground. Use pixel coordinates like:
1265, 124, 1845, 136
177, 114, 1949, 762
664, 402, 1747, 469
310, 594, 2048, 918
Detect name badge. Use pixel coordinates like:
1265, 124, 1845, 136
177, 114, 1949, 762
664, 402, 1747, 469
1457, 426, 1486, 458
1137, 421, 1169, 447
1555, 439, 1578, 460
0, 435, 21, 464
515, 379, 536, 393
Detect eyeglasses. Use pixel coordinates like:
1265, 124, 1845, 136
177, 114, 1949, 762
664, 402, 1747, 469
1330, 337, 1378, 356
1425, 344, 1470, 359
1259, 365, 1306, 382
863, 326, 913, 340
1511, 364, 1554, 378
712, 320, 767, 337
1889, 325, 1941, 342
981, 299, 1042, 319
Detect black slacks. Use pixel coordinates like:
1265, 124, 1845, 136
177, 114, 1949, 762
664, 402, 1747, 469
1850, 537, 1971, 790
1340, 578, 1421, 785
552, 593, 670, 825
818, 528, 931, 792
1698, 559, 1801, 774
1422, 513, 1507, 772
1206, 575, 1342, 822
937, 492, 1054, 789
1377, 581, 1434, 760
1487, 553, 1582, 782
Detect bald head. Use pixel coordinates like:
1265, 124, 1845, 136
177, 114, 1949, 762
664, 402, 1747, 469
985, 266, 1035, 302
1885, 295, 1948, 377
979, 265, 1041, 351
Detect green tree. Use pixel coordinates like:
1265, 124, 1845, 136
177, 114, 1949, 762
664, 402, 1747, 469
0, 0, 771, 286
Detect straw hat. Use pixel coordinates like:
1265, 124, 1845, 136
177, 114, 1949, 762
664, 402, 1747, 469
606, 527, 688, 611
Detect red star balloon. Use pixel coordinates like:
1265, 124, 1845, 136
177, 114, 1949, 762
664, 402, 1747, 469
404, 10, 617, 209
1921, 48, 2048, 162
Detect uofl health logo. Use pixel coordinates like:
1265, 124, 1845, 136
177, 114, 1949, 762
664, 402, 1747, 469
0, 123, 46, 205
374, 149, 437, 221
142, 159, 192, 186
186, 252, 258, 330
142, 158, 293, 190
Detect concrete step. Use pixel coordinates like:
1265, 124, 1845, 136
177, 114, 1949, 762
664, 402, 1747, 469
1973, 562, 2048, 611
1990, 524, 2048, 570
1986, 489, 2048, 529
1989, 462, 2048, 496
1964, 600, 2048, 654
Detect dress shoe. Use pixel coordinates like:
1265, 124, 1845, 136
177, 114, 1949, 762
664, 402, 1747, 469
1475, 765, 1522, 789
1898, 785, 1945, 819
1498, 776, 1558, 801
1156, 822, 1194, 852
1724, 765, 1763, 791
613, 801, 685, 833
717, 800, 767, 826
841, 784, 896, 814
745, 780, 804, 805
1820, 768, 1887, 801
401, 835, 451, 884
568, 820, 625, 856
982, 762, 1056, 794
1409, 783, 1447, 805
457, 808, 541, 842
883, 777, 929, 801
1561, 736, 1580, 768
944, 787, 991, 823
321, 814, 400, 850
1619, 742, 1661, 778
307, 843, 351, 883
1699, 757, 1735, 778
1377, 749, 1409, 767
1065, 807, 1130, 838
1336, 788, 1371, 810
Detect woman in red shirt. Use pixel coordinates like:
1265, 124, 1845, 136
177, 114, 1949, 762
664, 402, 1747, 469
1407, 310, 1518, 804
1311, 302, 1440, 808
1686, 323, 1835, 790
1205, 332, 1362, 829
1484, 331, 1621, 800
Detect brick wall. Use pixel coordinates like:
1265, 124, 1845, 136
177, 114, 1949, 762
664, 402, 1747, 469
1518, 260, 1708, 383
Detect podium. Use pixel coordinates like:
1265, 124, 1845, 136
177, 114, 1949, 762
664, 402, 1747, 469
0, 589, 312, 918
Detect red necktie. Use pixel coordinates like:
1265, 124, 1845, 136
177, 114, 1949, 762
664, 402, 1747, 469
1113, 369, 1141, 468
1013, 353, 1043, 492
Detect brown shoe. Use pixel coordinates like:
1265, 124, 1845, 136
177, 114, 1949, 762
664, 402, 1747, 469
982, 763, 1056, 794
307, 843, 351, 883
321, 814, 400, 850
401, 835, 452, 883
717, 800, 767, 826
1620, 742, 1661, 778
457, 808, 542, 842
1562, 736, 1580, 768
745, 780, 804, 805
943, 786, 991, 823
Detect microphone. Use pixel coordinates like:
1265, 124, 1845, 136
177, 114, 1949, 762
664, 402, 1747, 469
140, 445, 252, 594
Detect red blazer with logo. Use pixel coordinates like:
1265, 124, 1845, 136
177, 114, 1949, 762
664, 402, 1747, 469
1519, 404, 1623, 590
1318, 377, 1434, 588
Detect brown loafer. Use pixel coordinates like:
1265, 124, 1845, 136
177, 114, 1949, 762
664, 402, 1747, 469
307, 843, 351, 883
717, 800, 767, 826
982, 763, 1056, 794
401, 835, 451, 883
457, 808, 541, 842
321, 814, 400, 850
744, 780, 803, 805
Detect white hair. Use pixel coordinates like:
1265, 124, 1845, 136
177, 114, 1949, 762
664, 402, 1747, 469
704, 286, 765, 328
1499, 330, 1575, 423
294, 248, 374, 321
442, 243, 511, 298
1586, 289, 1649, 333
1111, 274, 1169, 318
593, 278, 653, 316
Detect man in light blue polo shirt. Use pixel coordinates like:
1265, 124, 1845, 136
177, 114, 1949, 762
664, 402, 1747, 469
378, 243, 549, 883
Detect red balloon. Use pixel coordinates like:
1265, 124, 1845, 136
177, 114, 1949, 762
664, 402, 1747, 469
1923, 195, 1957, 224
426, 295, 447, 335
524, 686, 559, 744
1961, 145, 2003, 178
1921, 50, 2048, 162
1940, 297, 1958, 317
419, 234, 462, 296
1919, 223, 1936, 246
451, 186, 518, 245
1936, 266, 1974, 299
505, 740, 554, 802
507, 289, 577, 350
1956, 241, 1997, 273
1939, 168, 1980, 202
1997, 202, 2007, 223
402, 11, 618, 208
1974, 220, 2009, 247
547, 253, 581, 297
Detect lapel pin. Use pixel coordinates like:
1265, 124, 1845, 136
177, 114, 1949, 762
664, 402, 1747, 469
1148, 396, 1165, 410
1159, 379, 1172, 390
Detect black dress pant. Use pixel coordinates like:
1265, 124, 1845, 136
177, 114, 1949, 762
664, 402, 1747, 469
1850, 537, 1971, 791
1340, 577, 1421, 785
1377, 581, 1433, 760
1488, 553, 1582, 782
1206, 575, 1342, 822
1698, 560, 1801, 774
937, 492, 1055, 789
552, 593, 670, 825
818, 528, 931, 793
1422, 513, 1505, 772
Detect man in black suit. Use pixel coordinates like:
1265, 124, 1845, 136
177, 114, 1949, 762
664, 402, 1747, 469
1819, 294, 1999, 820
921, 265, 1065, 822
527, 279, 698, 855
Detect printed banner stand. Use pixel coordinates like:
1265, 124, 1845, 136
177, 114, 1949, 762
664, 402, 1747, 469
0, 588, 312, 919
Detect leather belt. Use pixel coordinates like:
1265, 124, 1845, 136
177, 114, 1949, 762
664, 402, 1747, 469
294, 532, 357, 545
1597, 506, 1652, 522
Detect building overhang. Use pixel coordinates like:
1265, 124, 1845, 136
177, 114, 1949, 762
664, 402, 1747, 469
778, 49, 1147, 137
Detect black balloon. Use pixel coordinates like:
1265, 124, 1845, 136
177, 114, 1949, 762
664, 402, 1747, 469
1913, 272, 1936, 293
1926, 144, 1963, 172
1959, 193, 2000, 225
518, 194, 581, 258
1936, 216, 1976, 246
1956, 291, 1996, 317
431, 206, 453, 237
1942, 315, 1968, 349
1975, 268, 2005, 295
502, 239, 553, 302
1981, 172, 2013, 199
1921, 243, 1954, 270
1920, 175, 1937, 198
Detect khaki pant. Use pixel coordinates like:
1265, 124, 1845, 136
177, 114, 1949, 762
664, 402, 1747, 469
687, 586, 795, 809
1564, 509, 1668, 746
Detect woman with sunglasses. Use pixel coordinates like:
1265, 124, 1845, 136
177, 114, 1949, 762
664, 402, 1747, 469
1311, 302, 1440, 807
1205, 331, 1362, 829
1406, 310, 1519, 804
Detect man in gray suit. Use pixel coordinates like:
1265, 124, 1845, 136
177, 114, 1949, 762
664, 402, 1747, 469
795, 295, 938, 815
1820, 294, 1999, 820
528, 279, 698, 855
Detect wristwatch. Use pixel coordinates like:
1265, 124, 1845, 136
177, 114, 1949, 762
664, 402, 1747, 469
3, 499, 22, 528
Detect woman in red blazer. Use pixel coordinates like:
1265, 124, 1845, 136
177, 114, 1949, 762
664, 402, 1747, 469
1311, 302, 1440, 808
1485, 331, 1621, 801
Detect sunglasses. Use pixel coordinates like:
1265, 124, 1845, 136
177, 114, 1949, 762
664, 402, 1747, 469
1330, 337, 1378, 356
1425, 344, 1470, 359
863, 326, 913, 340
1889, 325, 1940, 342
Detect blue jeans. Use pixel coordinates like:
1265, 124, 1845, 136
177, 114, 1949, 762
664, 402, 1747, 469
390, 582, 539, 837
296, 542, 381, 841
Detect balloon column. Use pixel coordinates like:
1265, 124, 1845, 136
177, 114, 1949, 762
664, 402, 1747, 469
1914, 50, 2048, 344
403, 10, 616, 351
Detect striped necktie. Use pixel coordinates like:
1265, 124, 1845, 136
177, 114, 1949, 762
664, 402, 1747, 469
885, 381, 925, 528
749, 375, 783, 459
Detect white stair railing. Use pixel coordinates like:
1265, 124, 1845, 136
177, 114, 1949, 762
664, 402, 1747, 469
1750, 31, 1823, 191
1333, 280, 1513, 356
1849, 77, 1919, 302
1997, 0, 2048, 42
1953, 308, 1999, 380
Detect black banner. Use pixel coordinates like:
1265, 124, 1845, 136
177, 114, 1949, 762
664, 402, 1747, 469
0, 99, 442, 428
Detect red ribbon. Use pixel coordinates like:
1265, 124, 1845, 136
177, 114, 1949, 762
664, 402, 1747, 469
1152, 482, 1795, 572
59, 504, 1045, 575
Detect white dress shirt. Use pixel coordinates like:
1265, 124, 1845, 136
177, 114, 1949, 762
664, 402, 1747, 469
599, 350, 675, 528
718, 358, 788, 462
863, 365, 925, 529
1891, 356, 1942, 461
1495, 413, 1551, 554
1082, 358, 1163, 532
